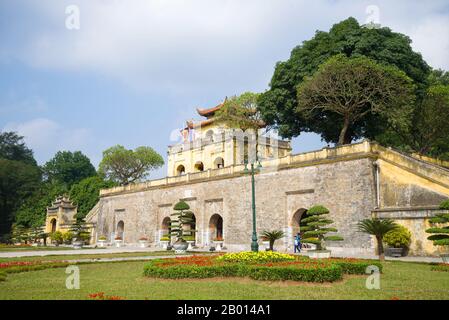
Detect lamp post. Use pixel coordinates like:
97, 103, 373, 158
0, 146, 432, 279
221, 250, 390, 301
244, 159, 262, 252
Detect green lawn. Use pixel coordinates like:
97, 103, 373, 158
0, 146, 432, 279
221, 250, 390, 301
1, 259, 448, 300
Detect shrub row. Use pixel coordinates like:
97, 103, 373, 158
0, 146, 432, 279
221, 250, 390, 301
143, 260, 343, 283
430, 264, 449, 272
0, 271, 5, 282
330, 259, 383, 275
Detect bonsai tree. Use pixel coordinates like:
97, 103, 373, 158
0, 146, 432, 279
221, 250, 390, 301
426, 199, 449, 246
261, 230, 285, 251
169, 201, 196, 244
384, 225, 411, 249
300, 205, 343, 251
357, 218, 398, 261
69, 214, 91, 244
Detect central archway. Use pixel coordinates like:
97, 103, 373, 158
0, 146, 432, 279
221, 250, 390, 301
291, 208, 308, 237
209, 214, 223, 241
50, 218, 57, 233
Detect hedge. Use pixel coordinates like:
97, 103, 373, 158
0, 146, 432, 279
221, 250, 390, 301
430, 264, 449, 272
330, 259, 383, 275
143, 260, 343, 283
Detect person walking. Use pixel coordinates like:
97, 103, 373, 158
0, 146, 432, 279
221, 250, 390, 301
294, 233, 301, 253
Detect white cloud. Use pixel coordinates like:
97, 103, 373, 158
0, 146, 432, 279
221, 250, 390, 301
4, 0, 446, 95
2, 118, 99, 166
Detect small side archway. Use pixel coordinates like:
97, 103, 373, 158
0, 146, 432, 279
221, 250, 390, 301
209, 214, 223, 241
176, 164, 185, 176
194, 161, 204, 172
214, 157, 224, 169
161, 217, 171, 239
116, 220, 124, 239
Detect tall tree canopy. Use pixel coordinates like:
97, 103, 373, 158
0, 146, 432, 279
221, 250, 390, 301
258, 17, 430, 141
99, 145, 164, 185
69, 176, 117, 219
43, 151, 96, 188
0, 132, 41, 237
296, 55, 415, 145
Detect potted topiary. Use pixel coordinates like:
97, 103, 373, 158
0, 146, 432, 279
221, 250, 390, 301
169, 201, 196, 254
426, 199, 449, 263
384, 225, 411, 257
139, 236, 149, 248
160, 235, 170, 249
97, 235, 107, 247
114, 236, 123, 247
50, 231, 63, 247
300, 205, 343, 258
213, 236, 224, 251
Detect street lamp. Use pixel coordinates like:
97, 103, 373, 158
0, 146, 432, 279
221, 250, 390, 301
244, 158, 262, 252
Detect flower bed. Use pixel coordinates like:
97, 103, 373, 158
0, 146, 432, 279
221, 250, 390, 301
143, 253, 384, 283
217, 251, 295, 263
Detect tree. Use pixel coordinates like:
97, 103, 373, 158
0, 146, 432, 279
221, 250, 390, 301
357, 218, 398, 261
214, 92, 264, 132
426, 199, 449, 246
261, 230, 285, 251
168, 201, 196, 244
14, 182, 67, 228
403, 85, 449, 159
99, 145, 164, 185
296, 55, 415, 145
300, 205, 343, 250
258, 17, 430, 141
0, 132, 36, 165
69, 176, 117, 219
0, 158, 41, 237
43, 151, 96, 188
69, 214, 90, 244
0, 132, 41, 238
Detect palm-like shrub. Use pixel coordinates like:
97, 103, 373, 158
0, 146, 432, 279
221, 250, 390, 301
426, 199, 449, 246
300, 205, 343, 250
357, 218, 398, 261
261, 230, 285, 251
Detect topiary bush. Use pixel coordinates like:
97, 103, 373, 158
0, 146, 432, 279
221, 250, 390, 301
426, 199, 449, 246
383, 225, 411, 248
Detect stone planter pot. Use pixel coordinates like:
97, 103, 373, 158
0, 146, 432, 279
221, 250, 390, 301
386, 247, 405, 258
262, 241, 270, 251
213, 240, 224, 251
160, 240, 169, 249
97, 239, 107, 247
172, 241, 189, 254
72, 241, 84, 249
115, 239, 123, 248
307, 250, 331, 259
441, 254, 449, 264
186, 240, 195, 250
139, 240, 149, 248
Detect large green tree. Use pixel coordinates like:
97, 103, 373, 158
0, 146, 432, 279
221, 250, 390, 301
43, 151, 96, 188
99, 145, 164, 185
0, 132, 41, 238
296, 55, 415, 145
258, 17, 430, 142
69, 176, 117, 219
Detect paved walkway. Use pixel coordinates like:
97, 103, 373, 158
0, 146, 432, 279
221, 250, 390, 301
0, 246, 167, 258
1, 246, 445, 264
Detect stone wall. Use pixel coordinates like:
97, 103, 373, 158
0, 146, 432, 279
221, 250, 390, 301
94, 156, 377, 254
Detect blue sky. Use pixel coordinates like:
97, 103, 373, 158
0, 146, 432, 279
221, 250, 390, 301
1, 0, 449, 179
